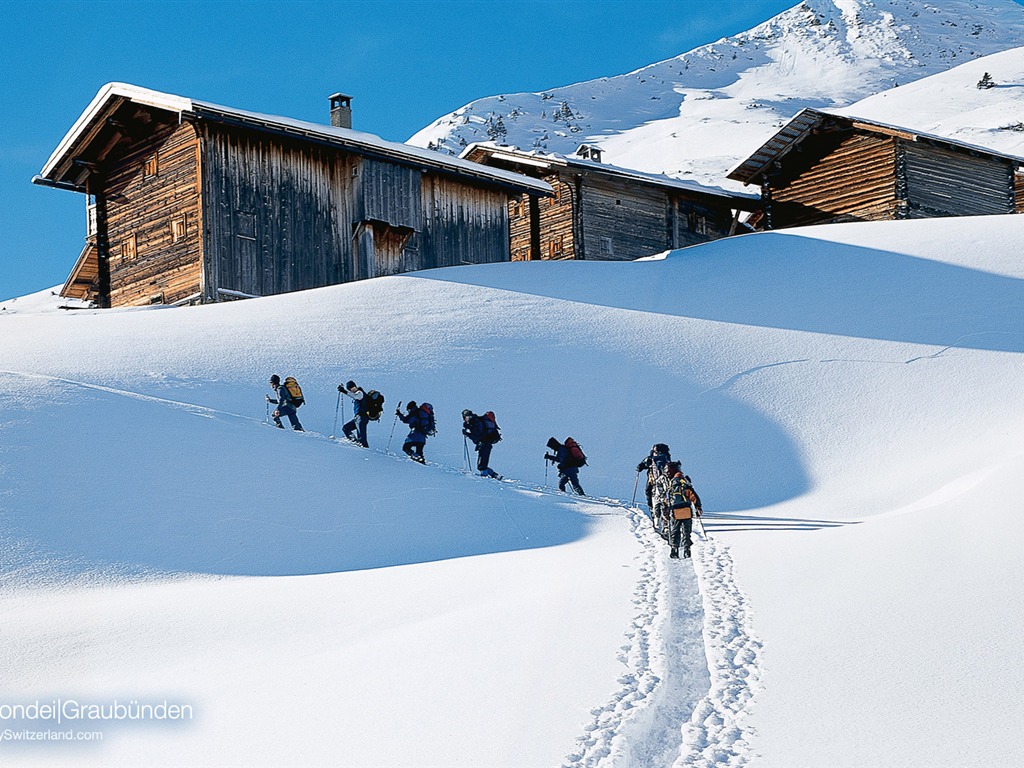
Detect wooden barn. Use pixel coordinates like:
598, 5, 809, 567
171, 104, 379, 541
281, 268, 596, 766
36, 83, 551, 307
727, 108, 1024, 230
462, 144, 760, 262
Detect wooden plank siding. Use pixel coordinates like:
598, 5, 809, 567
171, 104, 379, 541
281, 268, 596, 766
104, 121, 203, 306
901, 141, 1016, 217
1016, 171, 1024, 214
507, 170, 739, 260
200, 124, 356, 299
508, 194, 533, 260
420, 175, 510, 268
579, 177, 671, 261
768, 132, 899, 228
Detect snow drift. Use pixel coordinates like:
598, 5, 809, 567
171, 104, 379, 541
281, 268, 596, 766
2, 213, 1024, 766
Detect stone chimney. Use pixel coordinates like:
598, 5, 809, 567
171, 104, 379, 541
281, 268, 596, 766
329, 93, 352, 129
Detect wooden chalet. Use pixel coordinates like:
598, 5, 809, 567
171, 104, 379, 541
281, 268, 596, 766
36, 83, 551, 307
728, 108, 1024, 230
462, 144, 760, 262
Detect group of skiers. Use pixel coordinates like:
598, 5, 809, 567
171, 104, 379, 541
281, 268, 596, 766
636, 443, 703, 559
267, 376, 703, 559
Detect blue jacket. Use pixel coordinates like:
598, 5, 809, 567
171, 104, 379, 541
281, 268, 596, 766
547, 445, 576, 472
399, 409, 429, 443
463, 415, 495, 446
270, 384, 296, 412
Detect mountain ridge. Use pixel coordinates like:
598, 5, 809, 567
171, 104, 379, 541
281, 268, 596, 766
409, 0, 1024, 189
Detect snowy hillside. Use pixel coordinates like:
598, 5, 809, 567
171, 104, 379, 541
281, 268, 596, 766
835, 44, 1024, 156
2, 213, 1024, 766
409, 0, 1024, 189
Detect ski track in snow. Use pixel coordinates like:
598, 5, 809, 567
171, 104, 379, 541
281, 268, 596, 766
1, 369, 764, 765
563, 504, 763, 768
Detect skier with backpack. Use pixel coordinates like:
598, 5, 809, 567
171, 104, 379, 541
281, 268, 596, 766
636, 443, 673, 515
665, 461, 703, 559
396, 401, 435, 464
265, 374, 304, 431
545, 437, 586, 495
462, 409, 502, 478
338, 380, 384, 448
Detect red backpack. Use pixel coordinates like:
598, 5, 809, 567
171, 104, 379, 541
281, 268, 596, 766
481, 411, 502, 443
564, 437, 587, 467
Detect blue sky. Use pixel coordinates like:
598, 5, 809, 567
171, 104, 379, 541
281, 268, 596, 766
1, 0, 996, 300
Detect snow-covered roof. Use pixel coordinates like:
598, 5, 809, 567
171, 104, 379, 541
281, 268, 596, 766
461, 142, 760, 204
38, 83, 552, 196
728, 107, 1024, 185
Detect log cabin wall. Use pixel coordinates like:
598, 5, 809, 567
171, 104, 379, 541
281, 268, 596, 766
767, 132, 899, 229
673, 192, 739, 247
507, 172, 574, 260
419, 174, 510, 269
579, 176, 670, 261
901, 140, 1016, 217
537, 175, 577, 260
199, 124, 357, 299
104, 120, 203, 306
1016, 170, 1024, 214
508, 193, 533, 260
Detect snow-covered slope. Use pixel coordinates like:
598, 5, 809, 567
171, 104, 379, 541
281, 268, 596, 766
836, 44, 1024, 156
410, 0, 1024, 189
3, 214, 1024, 766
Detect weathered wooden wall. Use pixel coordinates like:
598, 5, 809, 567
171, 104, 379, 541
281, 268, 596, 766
200, 125, 356, 299
579, 176, 671, 261
202, 125, 513, 295
419, 175, 509, 268
1016, 171, 1024, 214
508, 194, 533, 260
507, 170, 739, 260
901, 141, 1015, 217
768, 132, 898, 228
673, 193, 739, 248
507, 173, 574, 260
104, 120, 203, 306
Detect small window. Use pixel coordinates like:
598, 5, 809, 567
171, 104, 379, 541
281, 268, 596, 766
171, 214, 187, 243
143, 154, 158, 179
688, 213, 709, 236
601, 237, 614, 256
548, 235, 564, 259
121, 233, 137, 261
236, 211, 257, 241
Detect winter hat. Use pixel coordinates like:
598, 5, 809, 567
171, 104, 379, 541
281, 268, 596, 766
269, 374, 281, 386
546, 437, 560, 450
462, 409, 473, 419
406, 401, 418, 411
346, 380, 357, 390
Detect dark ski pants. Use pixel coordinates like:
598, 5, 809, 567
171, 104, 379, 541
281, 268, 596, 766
273, 405, 303, 431
343, 415, 369, 447
475, 441, 498, 477
403, 441, 425, 463
669, 516, 693, 553
559, 467, 585, 495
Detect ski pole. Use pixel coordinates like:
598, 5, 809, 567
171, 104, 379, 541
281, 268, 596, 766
631, 471, 640, 507
544, 457, 549, 487
463, 435, 471, 473
331, 389, 341, 439
265, 398, 270, 424
387, 401, 402, 452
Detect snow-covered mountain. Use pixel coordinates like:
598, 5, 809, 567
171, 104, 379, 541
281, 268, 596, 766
410, 0, 1024, 189
836, 44, 1024, 156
